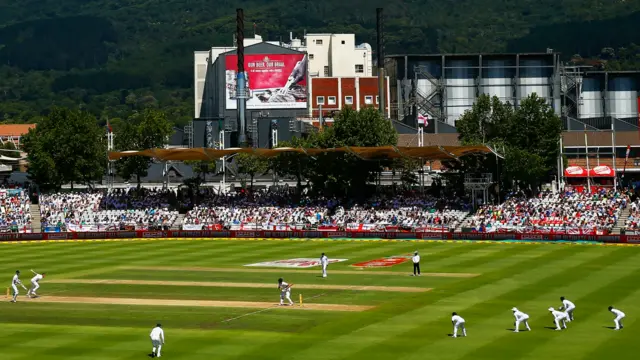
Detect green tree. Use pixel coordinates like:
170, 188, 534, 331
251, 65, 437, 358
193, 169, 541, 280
236, 153, 269, 189
271, 136, 313, 192
22, 107, 106, 189
184, 160, 217, 184
114, 109, 173, 187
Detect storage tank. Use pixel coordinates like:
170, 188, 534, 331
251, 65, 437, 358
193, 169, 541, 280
578, 77, 603, 119
480, 59, 515, 105
445, 59, 476, 124
606, 76, 638, 119
519, 59, 552, 104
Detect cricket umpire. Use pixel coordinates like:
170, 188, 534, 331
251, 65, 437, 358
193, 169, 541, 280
412, 251, 421, 276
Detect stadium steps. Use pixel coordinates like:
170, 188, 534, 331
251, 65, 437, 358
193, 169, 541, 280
171, 213, 185, 231
454, 212, 472, 233
30, 204, 42, 233
613, 206, 631, 234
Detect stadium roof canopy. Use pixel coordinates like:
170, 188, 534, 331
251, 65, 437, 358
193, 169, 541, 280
108, 145, 496, 161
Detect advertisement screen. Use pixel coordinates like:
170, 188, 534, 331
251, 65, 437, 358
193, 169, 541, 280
225, 54, 308, 109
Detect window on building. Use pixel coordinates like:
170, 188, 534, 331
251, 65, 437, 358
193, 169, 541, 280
376, 95, 379, 104
345, 96, 354, 105
317, 96, 325, 105
324, 66, 330, 77
364, 96, 373, 105
355, 64, 364, 73
328, 96, 336, 105
309, 54, 314, 59
316, 39, 323, 45
341, 40, 345, 44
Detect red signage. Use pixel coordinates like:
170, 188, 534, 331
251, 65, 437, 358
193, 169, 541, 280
564, 165, 587, 177
351, 257, 410, 268
225, 54, 308, 110
590, 165, 615, 177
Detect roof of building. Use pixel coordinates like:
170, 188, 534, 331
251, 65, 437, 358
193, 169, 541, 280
221, 42, 304, 56
0, 124, 35, 137
386, 52, 558, 58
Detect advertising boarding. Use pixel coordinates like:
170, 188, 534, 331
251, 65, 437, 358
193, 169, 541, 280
225, 54, 308, 109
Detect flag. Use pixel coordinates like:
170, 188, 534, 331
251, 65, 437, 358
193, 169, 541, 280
623, 145, 631, 178
417, 114, 428, 127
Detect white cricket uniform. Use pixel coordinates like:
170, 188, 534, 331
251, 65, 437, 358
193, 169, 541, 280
550, 309, 569, 330
11, 274, 20, 297
561, 299, 576, 321
28, 274, 43, 296
513, 309, 531, 332
610, 308, 625, 330
150, 326, 165, 357
321, 255, 328, 277
279, 281, 293, 305
451, 315, 466, 337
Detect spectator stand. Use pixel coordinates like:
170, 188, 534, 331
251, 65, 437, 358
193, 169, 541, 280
464, 173, 493, 210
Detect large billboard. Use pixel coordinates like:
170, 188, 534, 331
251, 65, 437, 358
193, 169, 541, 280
225, 54, 308, 110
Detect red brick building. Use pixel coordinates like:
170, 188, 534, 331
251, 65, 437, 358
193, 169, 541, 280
308, 77, 391, 119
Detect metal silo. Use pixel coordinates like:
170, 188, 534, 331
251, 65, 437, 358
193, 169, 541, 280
578, 76, 603, 119
445, 59, 476, 123
481, 59, 515, 105
519, 59, 552, 104
606, 76, 638, 119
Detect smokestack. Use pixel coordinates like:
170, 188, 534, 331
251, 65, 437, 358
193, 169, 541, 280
236, 8, 248, 146
376, 8, 385, 118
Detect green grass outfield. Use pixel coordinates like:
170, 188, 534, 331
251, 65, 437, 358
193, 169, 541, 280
1, 238, 639, 359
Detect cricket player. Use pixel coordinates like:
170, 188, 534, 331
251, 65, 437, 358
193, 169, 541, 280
320, 253, 328, 278
512, 307, 531, 332
608, 306, 625, 330
548, 307, 569, 330
451, 312, 467, 338
27, 270, 45, 298
560, 296, 576, 321
10, 270, 27, 303
278, 277, 294, 306
412, 251, 421, 276
149, 323, 165, 358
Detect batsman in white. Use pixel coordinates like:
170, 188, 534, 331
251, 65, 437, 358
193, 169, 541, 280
10, 270, 27, 303
559, 296, 576, 321
548, 307, 569, 330
149, 323, 165, 358
451, 312, 467, 338
278, 277, 294, 306
320, 253, 328, 278
511, 307, 531, 332
608, 306, 625, 330
26, 269, 45, 298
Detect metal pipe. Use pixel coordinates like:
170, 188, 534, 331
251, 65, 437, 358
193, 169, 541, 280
236, 8, 248, 146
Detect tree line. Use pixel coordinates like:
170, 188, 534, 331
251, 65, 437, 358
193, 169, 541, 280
22, 95, 562, 200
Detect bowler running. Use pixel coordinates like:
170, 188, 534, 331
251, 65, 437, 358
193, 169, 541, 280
10, 270, 27, 303
278, 277, 294, 306
451, 312, 467, 338
608, 306, 625, 330
26, 269, 45, 298
512, 307, 531, 332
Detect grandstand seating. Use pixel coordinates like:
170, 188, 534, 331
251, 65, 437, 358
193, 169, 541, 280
0, 188, 32, 233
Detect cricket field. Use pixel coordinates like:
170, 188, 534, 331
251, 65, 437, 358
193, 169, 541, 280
1, 238, 639, 359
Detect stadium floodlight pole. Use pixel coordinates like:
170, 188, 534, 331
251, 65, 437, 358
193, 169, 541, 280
236, 8, 248, 147
219, 128, 226, 193
376, 8, 385, 118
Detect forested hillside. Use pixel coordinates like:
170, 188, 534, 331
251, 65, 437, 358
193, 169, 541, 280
1, 0, 640, 125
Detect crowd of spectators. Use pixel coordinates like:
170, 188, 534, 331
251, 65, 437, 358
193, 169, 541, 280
182, 189, 471, 231
39, 188, 179, 231
466, 189, 628, 234
0, 187, 32, 233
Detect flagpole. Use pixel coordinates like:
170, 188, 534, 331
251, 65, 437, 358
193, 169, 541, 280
612, 120, 617, 191
584, 125, 591, 193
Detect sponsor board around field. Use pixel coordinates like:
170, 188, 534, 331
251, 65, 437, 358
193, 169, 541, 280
244, 258, 348, 268
351, 255, 413, 268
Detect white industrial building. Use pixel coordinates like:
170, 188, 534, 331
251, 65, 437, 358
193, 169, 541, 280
194, 33, 373, 118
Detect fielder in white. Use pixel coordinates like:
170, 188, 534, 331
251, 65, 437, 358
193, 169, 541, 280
149, 323, 165, 358
560, 296, 575, 321
549, 307, 569, 330
26, 270, 45, 298
320, 253, 328, 278
451, 312, 467, 338
278, 277, 294, 306
10, 270, 27, 303
512, 307, 531, 332
608, 306, 625, 330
